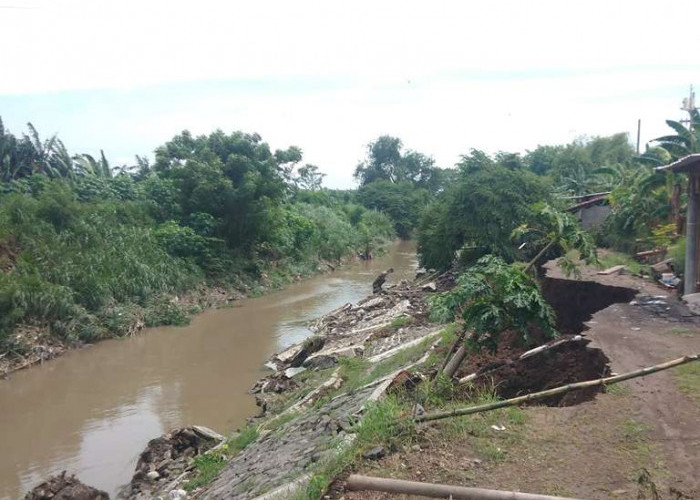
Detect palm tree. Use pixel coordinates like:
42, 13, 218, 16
643, 108, 700, 233
652, 109, 700, 159
74, 150, 112, 178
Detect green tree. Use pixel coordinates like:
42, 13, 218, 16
417, 161, 551, 270
294, 164, 325, 191
354, 135, 440, 190
358, 180, 428, 238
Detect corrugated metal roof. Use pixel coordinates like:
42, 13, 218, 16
655, 153, 700, 173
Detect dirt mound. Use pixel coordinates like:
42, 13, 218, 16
468, 337, 611, 406
125, 426, 223, 499
25, 472, 109, 500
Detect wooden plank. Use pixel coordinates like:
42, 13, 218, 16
596, 264, 625, 275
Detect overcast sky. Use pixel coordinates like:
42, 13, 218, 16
0, 0, 697, 188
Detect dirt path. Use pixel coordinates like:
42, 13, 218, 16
587, 301, 700, 494
550, 260, 700, 494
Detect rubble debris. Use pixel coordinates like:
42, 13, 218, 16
302, 354, 338, 370
362, 446, 386, 460
651, 258, 673, 273
125, 426, 224, 500
385, 370, 423, 395
629, 295, 691, 318
250, 373, 299, 394
659, 272, 681, 289
683, 292, 700, 316
284, 366, 307, 378
24, 471, 109, 500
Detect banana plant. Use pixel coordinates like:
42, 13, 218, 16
74, 150, 112, 178
513, 203, 598, 278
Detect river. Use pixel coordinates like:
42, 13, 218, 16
0, 240, 417, 500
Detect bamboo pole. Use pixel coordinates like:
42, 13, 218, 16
346, 474, 582, 500
416, 354, 698, 424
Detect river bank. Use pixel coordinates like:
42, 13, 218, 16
0, 251, 364, 377
0, 241, 418, 500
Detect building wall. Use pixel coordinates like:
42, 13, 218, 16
576, 204, 611, 229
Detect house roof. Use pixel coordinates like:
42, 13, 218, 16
565, 194, 609, 212
655, 153, 700, 173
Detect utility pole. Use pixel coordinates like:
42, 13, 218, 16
681, 84, 696, 131
636, 118, 641, 155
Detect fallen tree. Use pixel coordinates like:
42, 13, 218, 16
415, 354, 698, 424
346, 474, 582, 500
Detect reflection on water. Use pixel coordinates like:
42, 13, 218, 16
0, 241, 417, 499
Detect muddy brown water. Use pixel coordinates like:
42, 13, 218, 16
0, 241, 418, 500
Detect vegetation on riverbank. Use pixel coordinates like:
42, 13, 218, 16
0, 121, 398, 366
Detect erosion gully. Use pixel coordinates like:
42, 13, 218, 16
0, 240, 418, 500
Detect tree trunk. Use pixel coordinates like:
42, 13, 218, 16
672, 182, 683, 235
524, 238, 557, 273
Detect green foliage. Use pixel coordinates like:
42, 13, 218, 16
390, 315, 412, 328
154, 221, 212, 262
430, 255, 557, 351
185, 453, 227, 491
230, 425, 259, 452
523, 133, 637, 195
143, 296, 190, 327
674, 362, 700, 405
597, 251, 645, 276
602, 166, 672, 251
669, 237, 686, 276
649, 109, 700, 160
353, 136, 448, 238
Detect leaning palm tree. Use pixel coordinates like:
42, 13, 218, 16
651, 109, 700, 160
